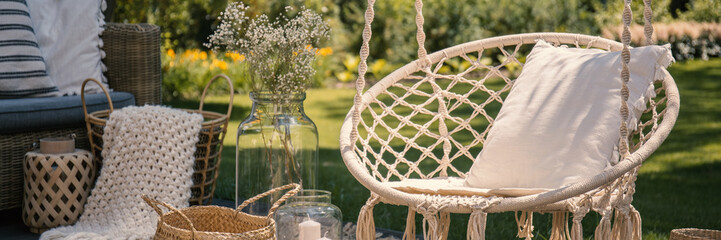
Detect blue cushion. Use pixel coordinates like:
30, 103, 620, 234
0, 92, 135, 133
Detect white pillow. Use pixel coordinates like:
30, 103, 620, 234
464, 40, 673, 189
0, 0, 58, 98
26, 0, 108, 95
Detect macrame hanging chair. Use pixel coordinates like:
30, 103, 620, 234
339, 0, 680, 239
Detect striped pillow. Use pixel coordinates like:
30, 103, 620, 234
0, 0, 57, 98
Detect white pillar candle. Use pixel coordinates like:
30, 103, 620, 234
298, 219, 321, 240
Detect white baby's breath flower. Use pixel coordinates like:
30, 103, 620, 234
206, 3, 330, 95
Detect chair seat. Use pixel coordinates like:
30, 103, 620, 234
0, 92, 135, 134
383, 177, 550, 198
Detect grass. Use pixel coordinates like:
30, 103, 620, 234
167, 58, 721, 239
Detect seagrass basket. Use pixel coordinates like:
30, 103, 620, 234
671, 228, 721, 240
81, 75, 234, 205
143, 184, 300, 240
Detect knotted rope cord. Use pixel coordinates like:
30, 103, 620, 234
643, 0, 655, 45
466, 197, 500, 240
568, 195, 592, 240
415, 0, 432, 68
619, 0, 633, 159
352, 0, 375, 150
415, 195, 451, 240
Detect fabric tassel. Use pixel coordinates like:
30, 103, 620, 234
356, 195, 380, 240
421, 212, 440, 240
570, 210, 588, 240
653, 44, 675, 82
571, 216, 583, 240
515, 211, 534, 240
630, 206, 642, 240
594, 210, 612, 240
404, 209, 417, 240
439, 211, 450, 240
467, 209, 488, 240
610, 208, 633, 240
658, 44, 676, 68
550, 212, 569, 240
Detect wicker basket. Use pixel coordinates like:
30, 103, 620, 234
22, 149, 94, 234
671, 228, 721, 240
143, 183, 301, 240
102, 23, 162, 105
81, 75, 234, 206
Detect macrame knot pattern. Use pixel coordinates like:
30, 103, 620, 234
466, 196, 499, 240
568, 195, 592, 240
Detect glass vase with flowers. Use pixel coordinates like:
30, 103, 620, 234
206, 3, 330, 215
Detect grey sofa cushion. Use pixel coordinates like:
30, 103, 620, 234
0, 92, 135, 133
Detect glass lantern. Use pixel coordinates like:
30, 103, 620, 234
274, 190, 342, 240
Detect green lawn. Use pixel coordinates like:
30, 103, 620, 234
168, 58, 721, 239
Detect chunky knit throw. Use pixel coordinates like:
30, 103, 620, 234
41, 106, 203, 240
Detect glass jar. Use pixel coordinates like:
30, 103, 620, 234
274, 190, 343, 240
236, 91, 318, 215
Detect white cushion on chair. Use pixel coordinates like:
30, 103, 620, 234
383, 177, 549, 197
26, 0, 108, 96
465, 40, 673, 189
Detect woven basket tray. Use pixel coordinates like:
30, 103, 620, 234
81, 75, 234, 206
143, 184, 300, 240
671, 228, 721, 240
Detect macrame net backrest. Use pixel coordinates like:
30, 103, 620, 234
349, 0, 665, 183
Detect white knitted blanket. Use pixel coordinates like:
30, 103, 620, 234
41, 106, 203, 240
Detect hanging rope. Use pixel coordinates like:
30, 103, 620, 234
568, 196, 592, 240
643, 0, 654, 45
618, 0, 634, 159
414, 0, 431, 67
352, 0, 376, 147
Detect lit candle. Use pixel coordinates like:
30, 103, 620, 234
298, 219, 321, 240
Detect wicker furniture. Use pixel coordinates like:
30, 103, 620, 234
339, 0, 679, 239
0, 23, 161, 211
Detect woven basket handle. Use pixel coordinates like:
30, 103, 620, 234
237, 183, 301, 218
199, 74, 235, 118
142, 195, 198, 238
81, 78, 114, 120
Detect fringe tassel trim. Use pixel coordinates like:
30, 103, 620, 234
356, 195, 381, 240
421, 212, 440, 240
515, 211, 534, 240
595, 209, 613, 240
630, 205, 642, 240
550, 212, 570, 240
467, 210, 488, 240
404, 209, 417, 240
